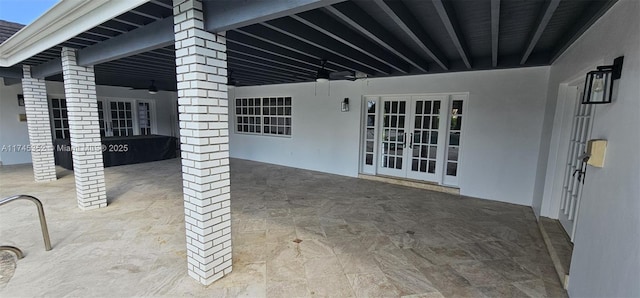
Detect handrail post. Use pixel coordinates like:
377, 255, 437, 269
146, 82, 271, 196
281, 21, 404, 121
0, 246, 24, 259
0, 195, 52, 251
33, 197, 52, 251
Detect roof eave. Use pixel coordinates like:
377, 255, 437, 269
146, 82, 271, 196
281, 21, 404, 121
0, 0, 149, 67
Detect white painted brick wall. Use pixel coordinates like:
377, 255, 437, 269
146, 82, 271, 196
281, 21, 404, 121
174, 0, 232, 286
60, 47, 107, 210
21, 66, 57, 182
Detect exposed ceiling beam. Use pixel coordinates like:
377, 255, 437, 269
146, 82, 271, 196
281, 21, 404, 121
96, 67, 175, 80
96, 25, 127, 34
129, 9, 163, 21
78, 17, 174, 66
227, 29, 336, 73
83, 30, 116, 39
0, 66, 22, 79
3, 77, 22, 86
228, 57, 314, 79
292, 10, 410, 73
0, 0, 147, 67
102, 60, 175, 74
232, 73, 284, 84
491, 0, 501, 67
149, 0, 172, 10
203, 0, 346, 32
432, 0, 471, 69
228, 64, 307, 82
95, 63, 175, 75
235, 26, 376, 74
264, 18, 392, 75
227, 47, 319, 74
92, 71, 177, 91
112, 17, 143, 28
228, 55, 314, 77
373, 0, 449, 70
550, 0, 618, 63
227, 32, 341, 73
520, 0, 561, 64
32, 58, 62, 78
325, 2, 428, 72
30, 17, 174, 79
232, 72, 287, 85
230, 69, 286, 82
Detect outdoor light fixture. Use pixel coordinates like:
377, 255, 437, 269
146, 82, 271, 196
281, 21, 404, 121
582, 56, 624, 104
341, 98, 349, 112
147, 80, 158, 95
315, 59, 330, 83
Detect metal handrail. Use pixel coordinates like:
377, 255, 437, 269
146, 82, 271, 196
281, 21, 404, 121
0, 195, 52, 251
0, 245, 24, 259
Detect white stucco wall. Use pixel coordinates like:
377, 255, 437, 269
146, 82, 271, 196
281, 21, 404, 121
0, 81, 178, 165
0, 82, 31, 165
230, 66, 550, 206
535, 0, 640, 296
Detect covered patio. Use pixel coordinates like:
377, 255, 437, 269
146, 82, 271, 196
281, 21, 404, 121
0, 160, 565, 297
1, 0, 638, 296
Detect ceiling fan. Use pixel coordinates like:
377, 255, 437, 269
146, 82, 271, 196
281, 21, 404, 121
129, 80, 160, 94
315, 59, 366, 82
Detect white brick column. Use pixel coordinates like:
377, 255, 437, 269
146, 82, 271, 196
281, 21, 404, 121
22, 66, 57, 182
60, 47, 107, 210
174, 0, 232, 285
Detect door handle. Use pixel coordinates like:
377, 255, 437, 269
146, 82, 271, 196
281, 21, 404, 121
403, 132, 406, 146
409, 133, 413, 147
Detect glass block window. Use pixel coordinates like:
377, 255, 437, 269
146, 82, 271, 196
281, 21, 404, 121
51, 98, 69, 139
235, 96, 292, 136
235, 98, 262, 134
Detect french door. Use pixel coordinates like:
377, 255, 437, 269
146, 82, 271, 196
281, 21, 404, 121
559, 84, 593, 240
378, 97, 410, 177
98, 99, 155, 137
366, 94, 465, 186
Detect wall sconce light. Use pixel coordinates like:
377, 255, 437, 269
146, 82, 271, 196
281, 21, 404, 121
341, 98, 349, 112
582, 56, 624, 104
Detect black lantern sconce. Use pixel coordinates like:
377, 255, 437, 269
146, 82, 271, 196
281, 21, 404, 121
341, 98, 349, 112
582, 56, 624, 104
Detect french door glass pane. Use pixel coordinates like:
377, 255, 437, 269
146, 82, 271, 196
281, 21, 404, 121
363, 100, 377, 166
110, 101, 134, 137
411, 99, 440, 174
446, 99, 463, 177
381, 99, 406, 171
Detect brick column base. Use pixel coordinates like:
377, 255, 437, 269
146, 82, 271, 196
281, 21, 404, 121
22, 66, 57, 182
61, 47, 107, 210
174, 0, 232, 285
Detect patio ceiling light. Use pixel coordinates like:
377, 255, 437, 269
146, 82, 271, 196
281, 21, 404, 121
315, 59, 329, 83
148, 80, 158, 95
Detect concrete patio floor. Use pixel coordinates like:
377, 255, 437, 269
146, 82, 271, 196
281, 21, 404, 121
0, 158, 567, 297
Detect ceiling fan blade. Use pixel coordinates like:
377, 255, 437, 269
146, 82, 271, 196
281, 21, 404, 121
330, 70, 355, 77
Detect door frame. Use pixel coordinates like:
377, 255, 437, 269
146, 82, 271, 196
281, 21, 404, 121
99, 97, 158, 137
541, 60, 604, 220
358, 92, 469, 187
376, 96, 412, 177
442, 93, 469, 187
557, 81, 595, 240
